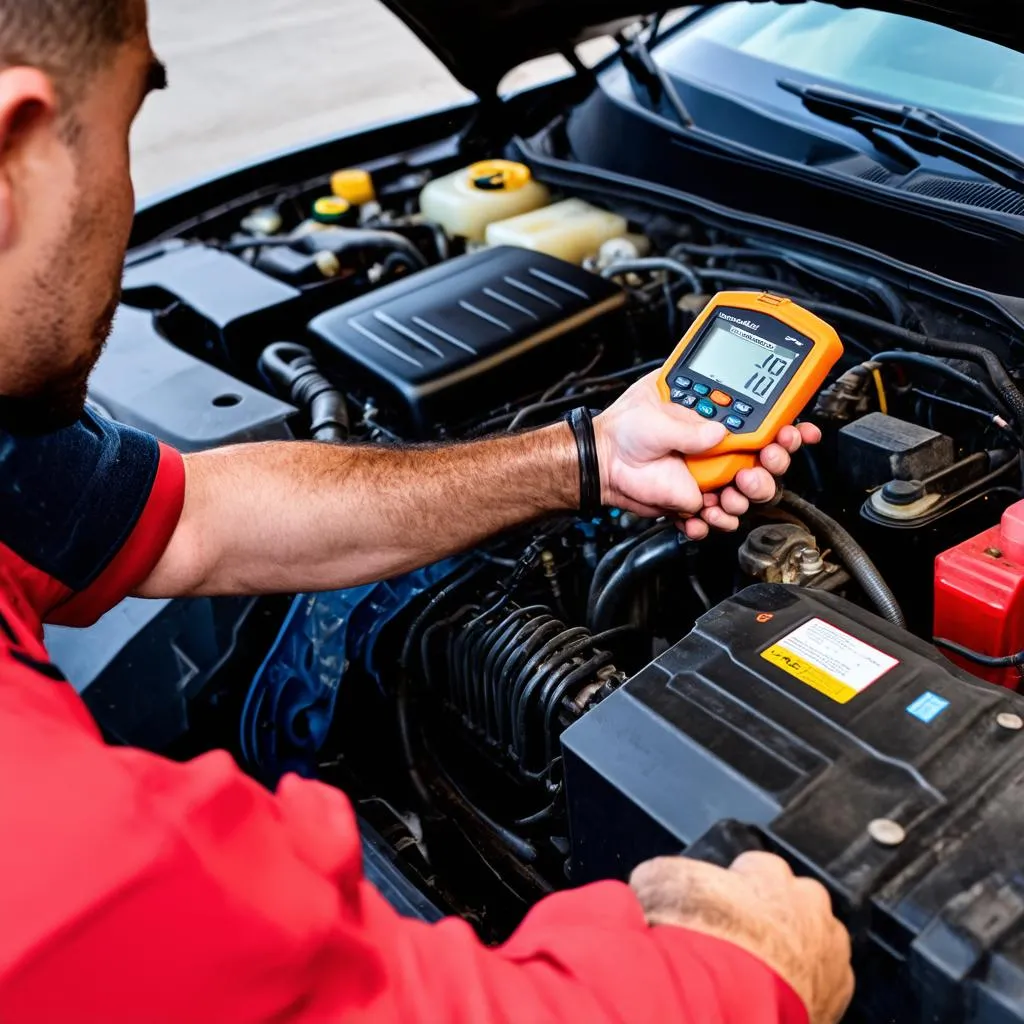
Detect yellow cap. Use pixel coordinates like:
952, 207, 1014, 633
330, 168, 375, 205
312, 196, 353, 224
467, 160, 532, 192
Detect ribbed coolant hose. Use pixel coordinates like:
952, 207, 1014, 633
589, 526, 686, 633
778, 491, 906, 629
259, 342, 349, 443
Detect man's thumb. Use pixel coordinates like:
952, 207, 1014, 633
679, 420, 728, 455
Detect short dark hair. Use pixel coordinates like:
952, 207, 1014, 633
0, 0, 146, 99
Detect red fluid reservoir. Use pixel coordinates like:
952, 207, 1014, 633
934, 499, 1024, 689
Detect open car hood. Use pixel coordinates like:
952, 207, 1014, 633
379, 0, 1023, 97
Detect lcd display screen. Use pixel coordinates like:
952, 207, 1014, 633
687, 324, 798, 405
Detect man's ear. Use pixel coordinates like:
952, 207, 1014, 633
0, 67, 59, 251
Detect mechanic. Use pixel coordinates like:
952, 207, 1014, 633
0, 3, 853, 1023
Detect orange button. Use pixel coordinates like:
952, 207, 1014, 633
710, 390, 732, 407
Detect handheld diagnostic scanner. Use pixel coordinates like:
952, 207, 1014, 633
657, 291, 844, 492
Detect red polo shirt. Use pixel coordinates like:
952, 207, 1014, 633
0, 412, 807, 1024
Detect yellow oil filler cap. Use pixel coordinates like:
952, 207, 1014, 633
312, 195, 355, 225
331, 168, 376, 206
467, 160, 532, 192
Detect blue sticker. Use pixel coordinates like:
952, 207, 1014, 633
906, 692, 950, 723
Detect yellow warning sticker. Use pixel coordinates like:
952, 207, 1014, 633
761, 618, 899, 704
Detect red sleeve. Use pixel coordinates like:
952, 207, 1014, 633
0, 738, 808, 1024
47, 442, 186, 627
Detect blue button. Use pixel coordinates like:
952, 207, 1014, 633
674, 376, 692, 390
696, 399, 717, 418
734, 401, 753, 416
670, 388, 687, 400
724, 415, 745, 431
681, 394, 698, 408
693, 383, 711, 396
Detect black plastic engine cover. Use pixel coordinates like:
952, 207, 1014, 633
562, 585, 1024, 1023
306, 246, 625, 436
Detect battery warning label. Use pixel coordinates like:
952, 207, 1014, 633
761, 618, 899, 704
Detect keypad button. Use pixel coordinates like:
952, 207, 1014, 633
670, 388, 686, 400
696, 399, 717, 419
681, 394, 698, 408
734, 401, 754, 416
693, 383, 711, 396
709, 389, 732, 407
673, 376, 692, 390
724, 415, 745, 431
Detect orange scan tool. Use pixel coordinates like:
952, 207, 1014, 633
657, 291, 844, 492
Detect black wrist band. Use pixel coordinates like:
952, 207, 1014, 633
566, 407, 602, 517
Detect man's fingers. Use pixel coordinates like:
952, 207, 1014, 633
683, 516, 710, 541
730, 851, 795, 883
758, 443, 792, 477
735, 466, 779, 503
702, 505, 740, 532
798, 422, 823, 446
718, 486, 750, 518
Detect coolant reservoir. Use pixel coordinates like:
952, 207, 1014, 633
485, 198, 628, 265
419, 160, 550, 242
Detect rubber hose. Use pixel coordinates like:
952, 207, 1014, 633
295, 227, 428, 269
586, 523, 671, 624
799, 300, 1024, 426
871, 351, 1009, 419
590, 527, 685, 632
259, 342, 349, 442
778, 491, 906, 629
600, 256, 702, 294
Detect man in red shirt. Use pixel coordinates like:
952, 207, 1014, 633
0, 2, 853, 1022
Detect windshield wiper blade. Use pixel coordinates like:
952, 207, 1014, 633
779, 78, 1024, 196
616, 24, 694, 130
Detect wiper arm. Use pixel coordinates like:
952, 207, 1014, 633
616, 24, 694, 130
779, 78, 1024, 196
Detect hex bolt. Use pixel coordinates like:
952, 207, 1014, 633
867, 818, 906, 847
997, 712, 1024, 732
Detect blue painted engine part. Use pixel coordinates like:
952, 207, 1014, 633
241, 558, 464, 781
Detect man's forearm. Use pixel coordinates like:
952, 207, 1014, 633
141, 424, 579, 598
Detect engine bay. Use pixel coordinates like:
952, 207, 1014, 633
56, 133, 1024, 1022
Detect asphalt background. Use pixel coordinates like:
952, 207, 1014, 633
131, 0, 605, 199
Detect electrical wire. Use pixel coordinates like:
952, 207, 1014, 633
870, 366, 889, 415
798, 300, 1024, 425
933, 638, 1024, 669
601, 256, 702, 293
872, 351, 1009, 419
912, 388, 1013, 436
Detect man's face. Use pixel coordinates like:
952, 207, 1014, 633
0, 25, 162, 433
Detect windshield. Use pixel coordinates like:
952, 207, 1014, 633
673, 2, 1024, 126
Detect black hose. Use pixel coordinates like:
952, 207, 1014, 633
590, 527, 685, 632
933, 638, 1024, 669
691, 268, 812, 299
586, 522, 668, 624
778, 491, 905, 628
259, 342, 349, 443
871, 351, 1009, 418
600, 256, 702, 294
224, 226, 428, 270
799, 300, 1024, 425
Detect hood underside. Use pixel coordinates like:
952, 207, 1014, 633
380, 0, 1022, 98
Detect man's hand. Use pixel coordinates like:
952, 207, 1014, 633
594, 371, 821, 540
630, 853, 854, 1024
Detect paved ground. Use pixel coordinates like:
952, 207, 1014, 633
132, 0, 603, 199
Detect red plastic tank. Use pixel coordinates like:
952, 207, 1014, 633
934, 499, 1024, 689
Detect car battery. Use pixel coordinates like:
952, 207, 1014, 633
934, 499, 1024, 690
562, 584, 1024, 1024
